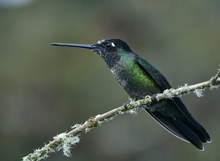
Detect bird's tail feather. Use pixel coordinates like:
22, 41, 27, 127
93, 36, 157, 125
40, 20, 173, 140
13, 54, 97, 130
143, 101, 210, 150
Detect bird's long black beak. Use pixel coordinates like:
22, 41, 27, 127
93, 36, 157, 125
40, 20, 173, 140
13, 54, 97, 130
50, 42, 98, 50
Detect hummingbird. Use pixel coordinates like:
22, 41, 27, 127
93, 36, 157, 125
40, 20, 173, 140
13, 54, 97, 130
51, 39, 211, 150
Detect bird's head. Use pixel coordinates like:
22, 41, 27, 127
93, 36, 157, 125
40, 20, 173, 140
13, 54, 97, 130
51, 39, 133, 67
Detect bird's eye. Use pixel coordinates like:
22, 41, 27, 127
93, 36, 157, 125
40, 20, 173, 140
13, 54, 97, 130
105, 42, 115, 48
105, 43, 112, 48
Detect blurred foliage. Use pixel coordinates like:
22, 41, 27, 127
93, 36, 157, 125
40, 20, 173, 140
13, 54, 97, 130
0, 0, 220, 161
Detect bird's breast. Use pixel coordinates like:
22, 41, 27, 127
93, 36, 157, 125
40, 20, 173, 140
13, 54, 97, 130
110, 59, 161, 99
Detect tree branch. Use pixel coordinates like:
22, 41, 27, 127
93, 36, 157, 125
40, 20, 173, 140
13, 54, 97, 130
22, 70, 220, 161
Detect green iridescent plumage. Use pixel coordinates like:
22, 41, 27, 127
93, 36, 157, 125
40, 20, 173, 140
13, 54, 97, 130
51, 38, 211, 150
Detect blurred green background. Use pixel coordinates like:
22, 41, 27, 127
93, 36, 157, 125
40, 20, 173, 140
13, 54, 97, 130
0, 0, 220, 161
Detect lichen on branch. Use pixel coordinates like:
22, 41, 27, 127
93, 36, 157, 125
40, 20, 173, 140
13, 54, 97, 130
22, 70, 220, 161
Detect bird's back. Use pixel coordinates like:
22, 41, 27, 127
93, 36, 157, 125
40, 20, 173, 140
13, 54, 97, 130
110, 54, 211, 150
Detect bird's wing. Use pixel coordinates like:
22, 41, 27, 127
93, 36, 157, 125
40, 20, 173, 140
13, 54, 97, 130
136, 56, 210, 149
